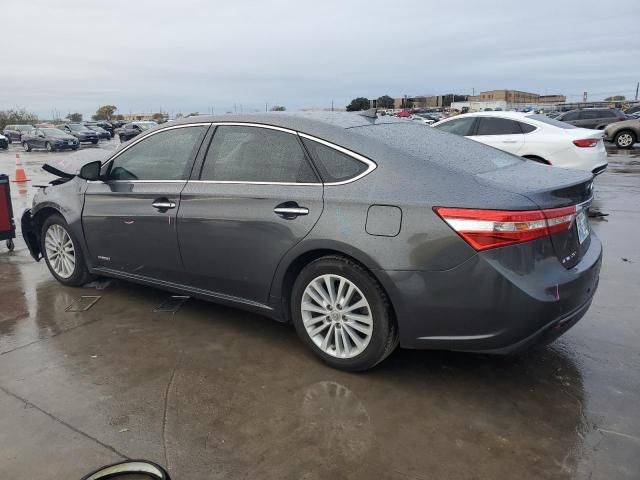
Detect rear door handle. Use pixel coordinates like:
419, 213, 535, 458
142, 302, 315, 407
502, 140, 518, 144
152, 199, 176, 211
274, 207, 309, 216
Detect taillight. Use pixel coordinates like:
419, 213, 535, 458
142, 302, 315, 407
434, 206, 577, 251
573, 138, 599, 147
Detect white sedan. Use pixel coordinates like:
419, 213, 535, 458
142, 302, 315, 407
432, 111, 608, 175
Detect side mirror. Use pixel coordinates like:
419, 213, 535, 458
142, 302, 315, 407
80, 460, 170, 480
39, 133, 45, 138
78, 160, 102, 181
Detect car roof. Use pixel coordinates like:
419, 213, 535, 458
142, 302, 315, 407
436, 111, 533, 121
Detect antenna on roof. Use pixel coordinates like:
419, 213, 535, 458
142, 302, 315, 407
358, 108, 378, 119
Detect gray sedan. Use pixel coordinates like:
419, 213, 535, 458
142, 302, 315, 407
21, 113, 602, 371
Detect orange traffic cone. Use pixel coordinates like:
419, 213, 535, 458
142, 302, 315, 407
12, 153, 30, 183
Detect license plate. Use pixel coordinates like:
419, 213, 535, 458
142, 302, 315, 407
576, 209, 589, 244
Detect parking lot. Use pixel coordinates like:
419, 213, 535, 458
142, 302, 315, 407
0, 140, 639, 479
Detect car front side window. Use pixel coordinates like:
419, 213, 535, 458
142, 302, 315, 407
106, 126, 206, 181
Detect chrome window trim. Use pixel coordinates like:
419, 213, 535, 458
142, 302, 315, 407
96, 121, 377, 187
188, 180, 322, 186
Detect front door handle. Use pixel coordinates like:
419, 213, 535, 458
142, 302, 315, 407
152, 198, 176, 211
274, 201, 309, 219
274, 207, 309, 216
501, 140, 518, 144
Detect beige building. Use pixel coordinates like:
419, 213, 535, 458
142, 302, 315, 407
468, 90, 566, 104
122, 112, 168, 121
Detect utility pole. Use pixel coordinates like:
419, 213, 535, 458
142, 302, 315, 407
331, 100, 334, 112
635, 82, 639, 101
265, 102, 268, 112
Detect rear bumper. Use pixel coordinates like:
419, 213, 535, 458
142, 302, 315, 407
380, 234, 602, 353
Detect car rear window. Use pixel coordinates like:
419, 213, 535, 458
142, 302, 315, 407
355, 123, 522, 174
525, 114, 577, 129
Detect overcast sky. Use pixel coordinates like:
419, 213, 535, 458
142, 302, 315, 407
3, 0, 639, 118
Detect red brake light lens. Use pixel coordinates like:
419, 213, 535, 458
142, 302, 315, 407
434, 206, 577, 251
573, 138, 599, 147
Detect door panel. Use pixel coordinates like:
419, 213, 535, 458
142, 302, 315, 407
83, 181, 185, 280
178, 183, 323, 304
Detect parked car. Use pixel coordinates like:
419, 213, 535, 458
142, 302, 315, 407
57, 123, 99, 144
0, 133, 8, 150
117, 121, 156, 142
84, 121, 114, 138
432, 112, 607, 174
627, 111, 640, 119
20, 127, 79, 152
555, 108, 627, 129
410, 115, 435, 125
21, 113, 601, 371
85, 125, 111, 140
2, 124, 34, 143
603, 119, 640, 149
624, 105, 640, 115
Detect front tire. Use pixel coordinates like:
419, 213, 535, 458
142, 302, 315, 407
41, 214, 94, 286
291, 256, 398, 371
615, 130, 636, 149
22, 141, 31, 152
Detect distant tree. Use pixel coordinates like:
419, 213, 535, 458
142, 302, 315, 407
175, 113, 183, 119
92, 105, 118, 121
0, 109, 39, 130
270, 105, 286, 111
604, 95, 625, 101
346, 97, 371, 111
152, 112, 164, 122
67, 112, 83, 122
376, 95, 394, 109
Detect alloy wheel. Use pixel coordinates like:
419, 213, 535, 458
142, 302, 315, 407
301, 274, 373, 358
617, 133, 634, 148
44, 224, 76, 279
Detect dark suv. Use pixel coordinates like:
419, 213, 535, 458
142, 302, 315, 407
556, 108, 627, 130
3, 124, 35, 142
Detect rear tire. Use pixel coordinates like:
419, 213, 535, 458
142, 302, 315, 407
41, 214, 95, 286
45, 141, 54, 152
22, 142, 31, 152
291, 255, 398, 371
614, 130, 636, 149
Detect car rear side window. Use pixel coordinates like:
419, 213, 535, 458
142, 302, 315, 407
200, 126, 318, 183
561, 111, 579, 121
433, 117, 475, 136
107, 126, 206, 181
301, 137, 368, 183
519, 122, 536, 133
598, 110, 616, 118
475, 117, 523, 135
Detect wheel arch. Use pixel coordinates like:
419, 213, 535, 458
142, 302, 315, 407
271, 242, 398, 327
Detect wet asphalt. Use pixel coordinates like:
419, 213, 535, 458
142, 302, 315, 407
0, 139, 639, 479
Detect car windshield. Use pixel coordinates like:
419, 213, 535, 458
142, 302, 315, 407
69, 124, 89, 131
41, 128, 68, 137
17, 125, 33, 131
525, 114, 577, 129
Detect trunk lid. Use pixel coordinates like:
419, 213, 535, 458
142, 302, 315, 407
477, 161, 594, 269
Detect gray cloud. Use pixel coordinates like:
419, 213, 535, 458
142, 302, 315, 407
2, 0, 639, 118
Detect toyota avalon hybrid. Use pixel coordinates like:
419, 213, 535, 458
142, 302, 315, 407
21, 112, 602, 371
